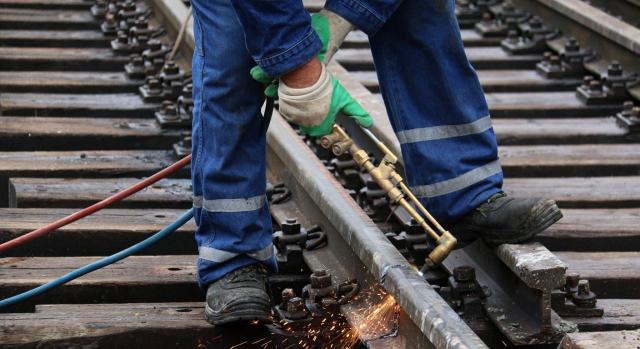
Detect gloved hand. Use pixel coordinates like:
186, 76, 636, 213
278, 61, 372, 137
249, 9, 353, 98
250, 9, 371, 136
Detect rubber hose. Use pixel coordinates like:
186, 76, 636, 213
0, 155, 192, 254
0, 208, 194, 308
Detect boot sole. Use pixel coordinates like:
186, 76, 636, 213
458, 201, 563, 246
204, 303, 272, 326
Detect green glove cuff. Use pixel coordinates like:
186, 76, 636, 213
311, 13, 330, 62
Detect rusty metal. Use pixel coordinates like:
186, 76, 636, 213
124, 54, 147, 79
577, 61, 638, 104
447, 266, 487, 320
100, 16, 119, 36
91, 0, 108, 19
172, 133, 191, 158
302, 270, 360, 310
501, 16, 559, 54
273, 218, 307, 273
139, 61, 185, 102
277, 288, 305, 321
444, 241, 577, 345
511, 0, 640, 74
601, 61, 638, 100
399, 219, 431, 265
536, 37, 594, 79
110, 31, 131, 53
552, 273, 604, 317
615, 101, 640, 133
266, 182, 291, 205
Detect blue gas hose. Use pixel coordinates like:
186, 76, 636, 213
0, 208, 194, 309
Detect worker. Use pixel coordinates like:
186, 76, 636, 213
189, 0, 563, 325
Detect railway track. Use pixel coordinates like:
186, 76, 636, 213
0, 0, 639, 348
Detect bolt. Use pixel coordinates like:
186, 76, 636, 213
404, 218, 423, 236
103, 17, 117, 29
116, 31, 128, 43
529, 16, 542, 28
136, 35, 149, 45
148, 39, 162, 52
608, 61, 623, 76
506, 30, 519, 42
506, 17, 519, 30
152, 57, 165, 70
286, 297, 306, 313
169, 80, 183, 93
453, 265, 476, 282
577, 279, 590, 296
181, 136, 192, 148
621, 101, 635, 116
542, 51, 552, 63
163, 60, 179, 75
550, 55, 561, 67
582, 75, 594, 87
160, 101, 178, 120
566, 272, 580, 288
131, 55, 144, 66
183, 83, 192, 94
122, 1, 136, 11
281, 218, 301, 235
589, 79, 602, 92
565, 37, 580, 52
310, 270, 332, 289
147, 78, 162, 93
280, 288, 295, 309
124, 17, 136, 28
135, 19, 148, 29
572, 279, 597, 308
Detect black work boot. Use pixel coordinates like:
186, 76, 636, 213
204, 264, 272, 325
450, 192, 562, 246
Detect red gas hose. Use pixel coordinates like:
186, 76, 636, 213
0, 154, 192, 254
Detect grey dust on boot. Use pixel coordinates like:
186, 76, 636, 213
450, 191, 563, 246
204, 264, 272, 326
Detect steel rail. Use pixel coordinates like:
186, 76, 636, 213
150, 0, 489, 347
512, 0, 640, 79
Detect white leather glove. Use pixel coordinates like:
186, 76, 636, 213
278, 63, 372, 136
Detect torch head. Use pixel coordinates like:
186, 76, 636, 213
427, 230, 457, 265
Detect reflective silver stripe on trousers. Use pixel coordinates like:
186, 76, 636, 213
411, 160, 502, 198
198, 243, 275, 263
396, 115, 493, 144
192, 194, 265, 212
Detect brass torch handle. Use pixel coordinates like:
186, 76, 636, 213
397, 198, 440, 241
398, 182, 447, 235
321, 124, 457, 264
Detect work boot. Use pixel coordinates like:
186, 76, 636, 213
204, 264, 272, 325
450, 192, 562, 246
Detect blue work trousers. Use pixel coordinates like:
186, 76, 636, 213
191, 0, 503, 285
